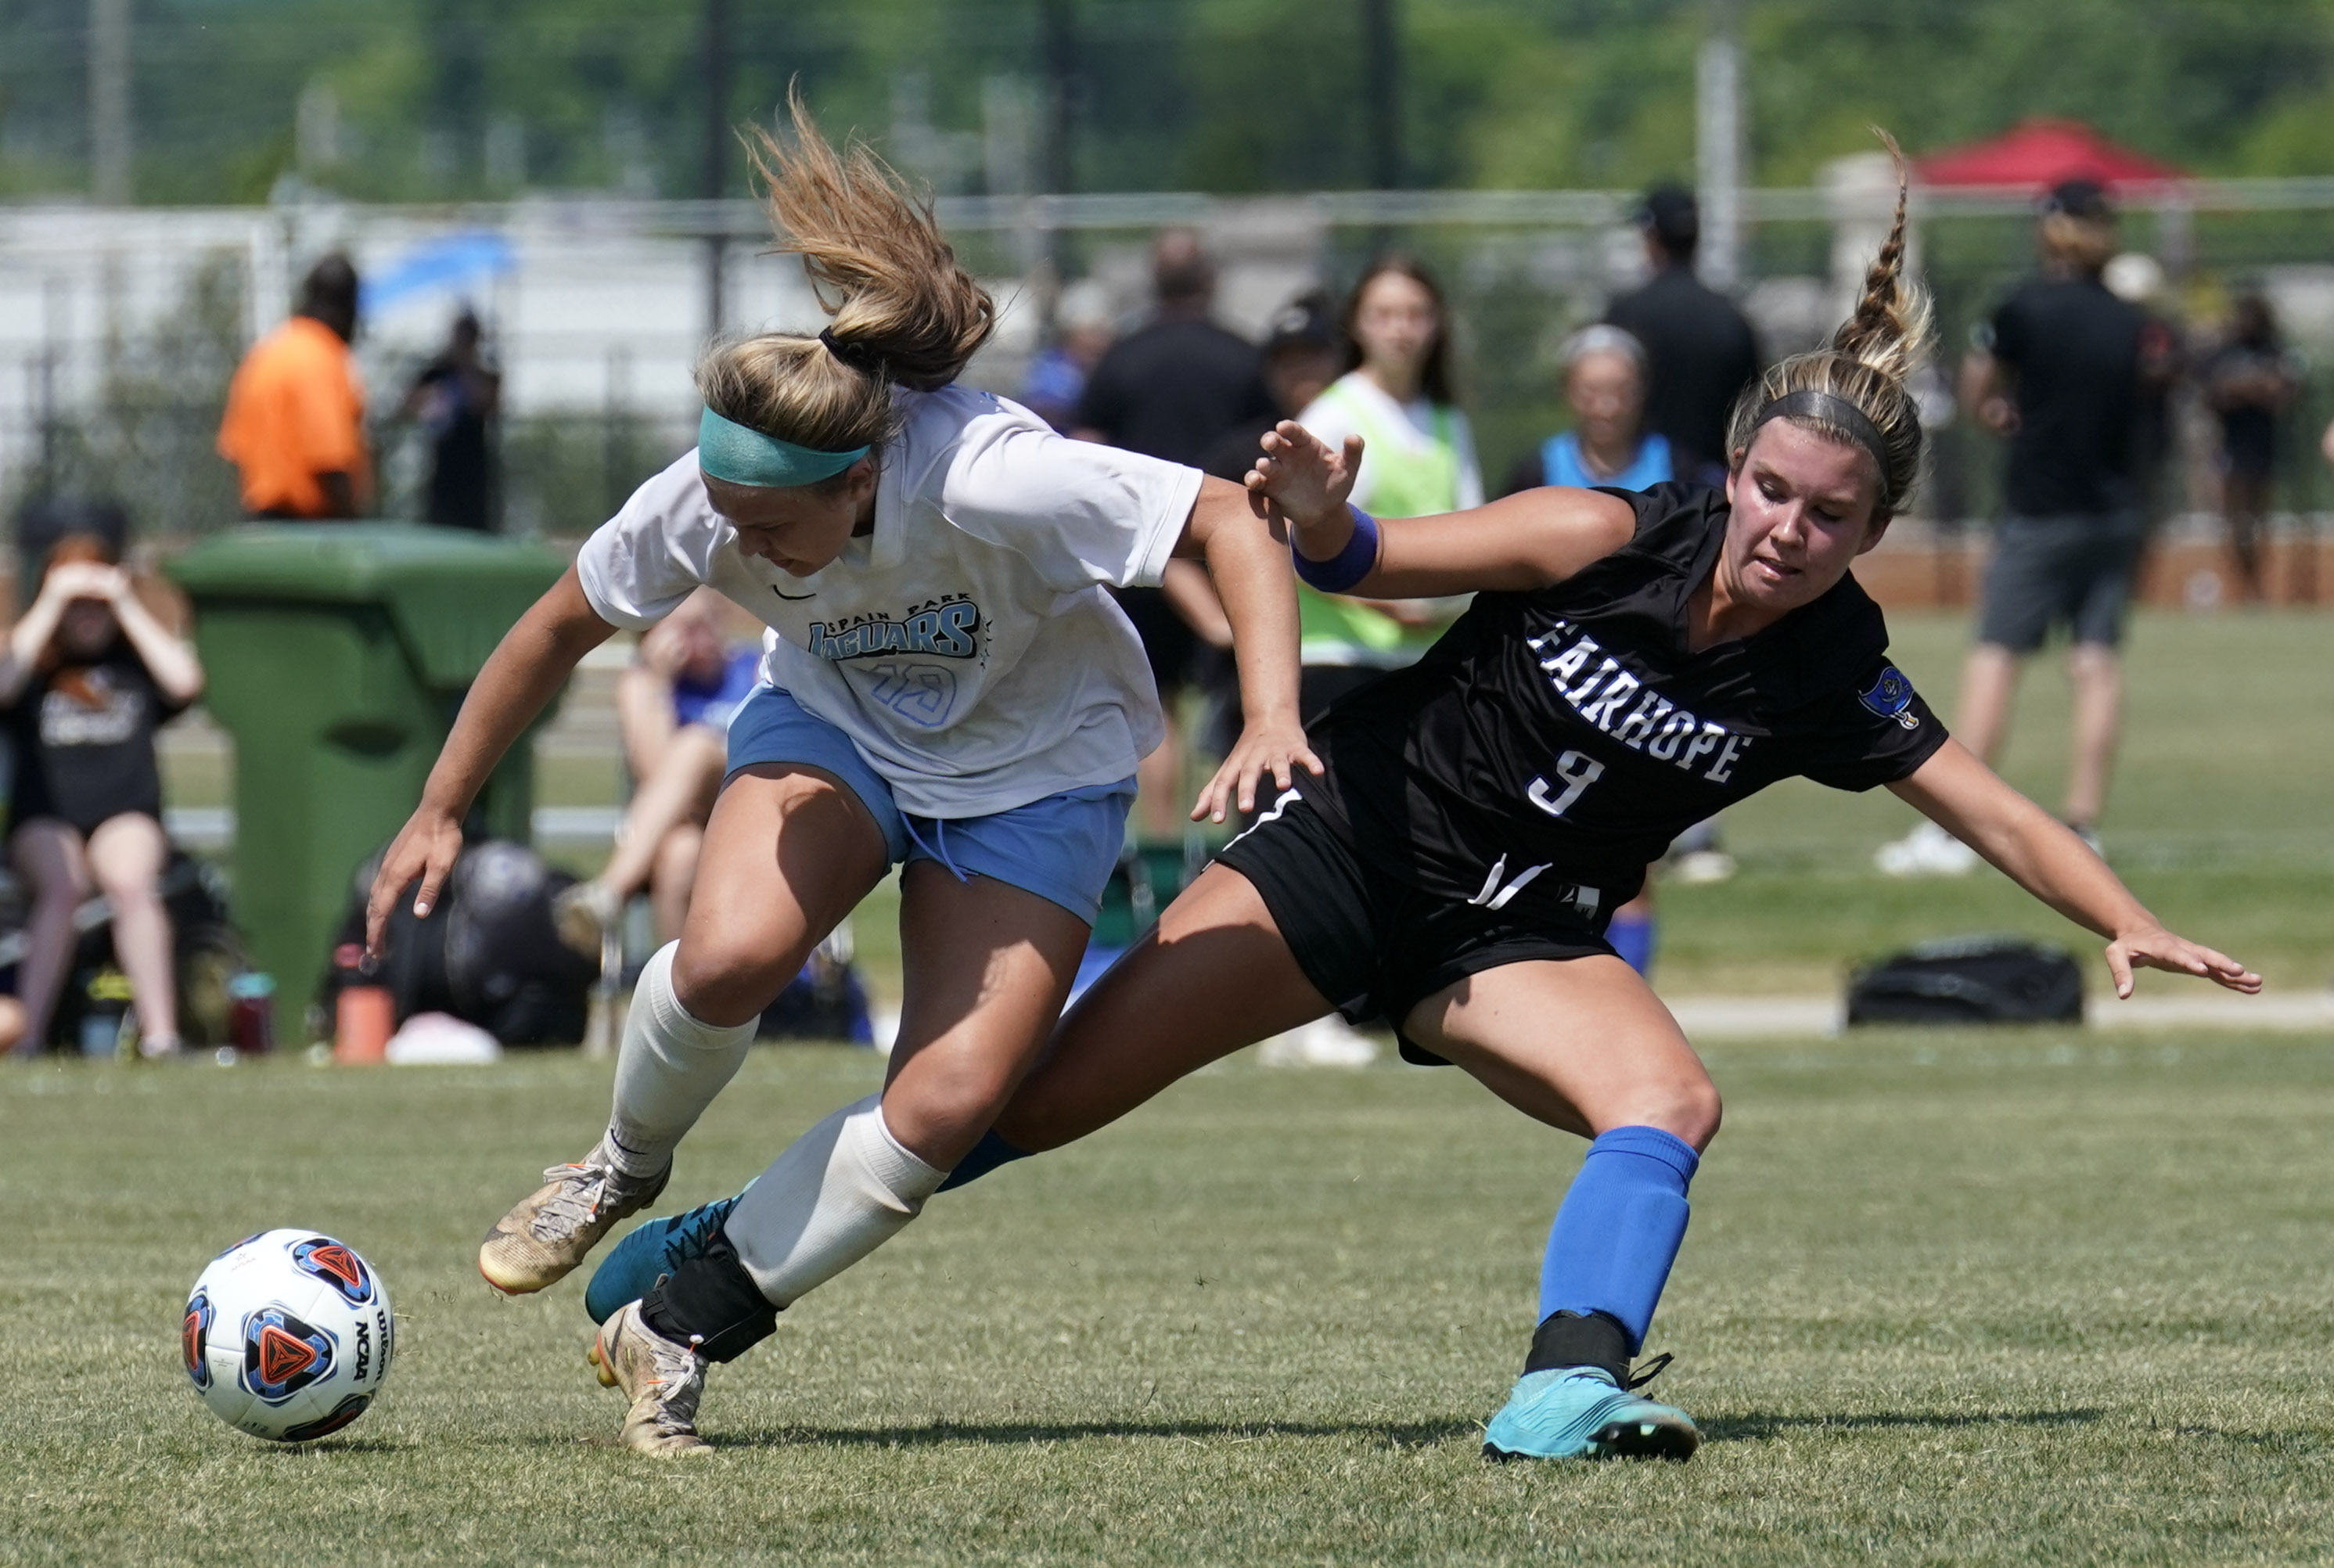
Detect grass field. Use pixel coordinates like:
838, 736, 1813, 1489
5, 1032, 2332, 1565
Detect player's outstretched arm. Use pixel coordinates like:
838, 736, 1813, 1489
364, 564, 616, 956
1244, 419, 1636, 596
1889, 739, 2260, 999
1174, 474, 1322, 823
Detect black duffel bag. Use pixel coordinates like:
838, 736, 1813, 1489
327, 840, 596, 1045
1845, 935, 2085, 1027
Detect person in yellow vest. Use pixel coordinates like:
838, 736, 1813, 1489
1291, 257, 1481, 717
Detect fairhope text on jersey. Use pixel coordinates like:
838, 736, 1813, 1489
1526, 620, 1752, 788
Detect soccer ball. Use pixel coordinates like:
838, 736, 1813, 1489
182, 1229, 394, 1442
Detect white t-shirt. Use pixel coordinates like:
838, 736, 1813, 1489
1296, 372, 1485, 515
577, 385, 1202, 818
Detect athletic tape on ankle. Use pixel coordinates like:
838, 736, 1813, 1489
641, 1233, 777, 1363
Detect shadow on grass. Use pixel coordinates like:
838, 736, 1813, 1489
1709, 1408, 2104, 1443
662, 1417, 1480, 1452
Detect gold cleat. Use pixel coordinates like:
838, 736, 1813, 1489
589, 1300, 714, 1457
478, 1146, 669, 1295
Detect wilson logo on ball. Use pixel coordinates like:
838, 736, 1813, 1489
182, 1292, 214, 1390
280, 1393, 372, 1444
292, 1238, 374, 1306
239, 1307, 336, 1404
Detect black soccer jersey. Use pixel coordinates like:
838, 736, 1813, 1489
1300, 482, 1947, 920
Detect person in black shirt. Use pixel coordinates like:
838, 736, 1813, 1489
401, 310, 502, 532
1885, 182, 2160, 876
1077, 230, 1278, 836
2203, 293, 2299, 602
1606, 186, 1761, 487
601, 156, 2256, 1464
0, 532, 206, 1058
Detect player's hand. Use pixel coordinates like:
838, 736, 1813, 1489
365, 805, 465, 959
2103, 924, 2260, 999
1246, 421, 1362, 541
1190, 714, 1323, 825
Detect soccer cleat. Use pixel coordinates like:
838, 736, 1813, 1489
477, 1145, 671, 1295
585, 1193, 744, 1325
1875, 820, 1980, 879
589, 1300, 714, 1457
1481, 1366, 1701, 1462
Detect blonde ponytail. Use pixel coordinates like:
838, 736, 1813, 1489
1724, 128, 1931, 516
694, 88, 996, 468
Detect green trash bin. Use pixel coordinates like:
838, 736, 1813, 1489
166, 524, 570, 1043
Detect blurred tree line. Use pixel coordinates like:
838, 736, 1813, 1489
7, 0, 2334, 203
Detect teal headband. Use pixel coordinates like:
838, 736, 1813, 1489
696, 406, 869, 487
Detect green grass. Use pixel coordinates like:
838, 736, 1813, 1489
5, 1037, 2333, 1564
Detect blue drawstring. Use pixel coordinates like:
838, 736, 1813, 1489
901, 815, 970, 883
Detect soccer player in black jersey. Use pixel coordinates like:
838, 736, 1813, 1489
589, 145, 2256, 1462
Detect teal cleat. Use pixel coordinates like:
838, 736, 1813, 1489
1481, 1366, 1700, 1462
583, 1192, 743, 1325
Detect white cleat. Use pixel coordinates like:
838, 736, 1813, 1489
1257, 1015, 1381, 1069
1875, 820, 1979, 878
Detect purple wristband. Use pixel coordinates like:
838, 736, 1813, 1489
1292, 504, 1379, 593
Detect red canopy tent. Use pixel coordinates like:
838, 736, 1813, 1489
1916, 118, 2187, 192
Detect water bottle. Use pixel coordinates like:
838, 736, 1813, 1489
227, 972, 276, 1056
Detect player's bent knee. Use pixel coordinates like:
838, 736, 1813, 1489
668, 940, 793, 1030
1658, 1077, 1723, 1151
1605, 1075, 1721, 1152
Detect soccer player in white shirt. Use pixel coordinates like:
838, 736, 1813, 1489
363, 92, 1316, 1455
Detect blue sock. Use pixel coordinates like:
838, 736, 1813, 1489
1607, 912, 1656, 976
935, 1127, 1030, 1192
1537, 1125, 1699, 1353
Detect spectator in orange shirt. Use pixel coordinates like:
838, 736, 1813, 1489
217, 254, 369, 520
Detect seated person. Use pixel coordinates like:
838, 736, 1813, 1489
1501, 325, 1672, 497
0, 533, 206, 1058
556, 591, 759, 954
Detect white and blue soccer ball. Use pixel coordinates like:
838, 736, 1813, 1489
182, 1229, 394, 1442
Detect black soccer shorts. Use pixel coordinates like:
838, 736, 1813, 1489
1214, 791, 1616, 1066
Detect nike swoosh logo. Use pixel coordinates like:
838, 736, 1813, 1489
771, 584, 816, 601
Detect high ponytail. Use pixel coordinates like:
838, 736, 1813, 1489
1724, 128, 1931, 516
694, 87, 996, 466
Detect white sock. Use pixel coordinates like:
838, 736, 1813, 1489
721, 1095, 946, 1307
604, 942, 756, 1178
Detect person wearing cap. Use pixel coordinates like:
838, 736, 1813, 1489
1183, 291, 1351, 674
217, 253, 369, 520
1606, 187, 1760, 488
1074, 230, 1279, 836
1879, 178, 2158, 876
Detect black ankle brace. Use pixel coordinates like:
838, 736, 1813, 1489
639, 1233, 778, 1363
1523, 1309, 1631, 1383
